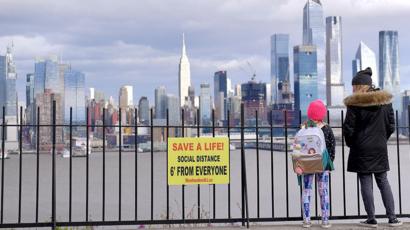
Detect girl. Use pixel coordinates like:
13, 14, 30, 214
297, 99, 335, 228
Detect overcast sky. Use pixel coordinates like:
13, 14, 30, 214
0, 0, 409, 105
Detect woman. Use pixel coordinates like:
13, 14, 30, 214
343, 67, 402, 228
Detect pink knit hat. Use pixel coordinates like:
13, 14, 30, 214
307, 100, 327, 121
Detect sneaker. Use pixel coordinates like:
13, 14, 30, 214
389, 218, 403, 227
321, 221, 332, 229
302, 221, 312, 228
359, 219, 378, 228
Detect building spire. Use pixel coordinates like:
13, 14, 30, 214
182, 32, 186, 56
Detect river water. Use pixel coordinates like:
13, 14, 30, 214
1, 145, 410, 224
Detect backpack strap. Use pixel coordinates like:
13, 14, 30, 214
322, 149, 335, 171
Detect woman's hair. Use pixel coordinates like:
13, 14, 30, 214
353, 85, 371, 93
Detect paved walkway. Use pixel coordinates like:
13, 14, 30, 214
96, 220, 410, 229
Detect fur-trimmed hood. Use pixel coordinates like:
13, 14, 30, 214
344, 90, 392, 107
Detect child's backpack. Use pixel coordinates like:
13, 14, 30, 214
292, 121, 334, 174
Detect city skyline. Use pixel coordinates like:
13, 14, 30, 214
0, 0, 409, 105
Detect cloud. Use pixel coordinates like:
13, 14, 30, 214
0, 0, 409, 104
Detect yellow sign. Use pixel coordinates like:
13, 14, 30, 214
167, 137, 230, 185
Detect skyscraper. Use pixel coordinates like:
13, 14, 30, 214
178, 33, 191, 107
35, 89, 63, 150
25, 73, 35, 125
270, 34, 290, 105
266, 83, 272, 106
241, 80, 267, 122
352, 42, 378, 87
379, 31, 399, 91
119, 85, 133, 109
214, 70, 228, 121
138, 96, 150, 124
155, 86, 167, 119
89, 88, 95, 100
326, 16, 345, 106
379, 31, 400, 114
124, 85, 133, 106
294, 45, 318, 117
59, 63, 70, 104
64, 69, 86, 123
199, 83, 211, 124
0, 45, 18, 148
303, 0, 326, 104
402, 90, 410, 135
26, 73, 35, 107
234, 84, 242, 97
167, 94, 180, 125
0, 46, 17, 117
34, 57, 60, 97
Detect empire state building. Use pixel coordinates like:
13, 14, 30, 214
178, 33, 191, 107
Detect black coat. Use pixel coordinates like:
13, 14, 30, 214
343, 90, 395, 173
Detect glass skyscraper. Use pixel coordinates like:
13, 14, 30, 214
379, 31, 400, 115
325, 16, 344, 106
34, 57, 60, 97
167, 94, 180, 125
64, 69, 86, 123
303, 0, 326, 105
26, 73, 35, 107
200, 83, 211, 125
155, 86, 167, 119
294, 45, 318, 117
352, 42, 378, 87
214, 70, 228, 121
379, 31, 399, 91
138, 96, 150, 124
270, 34, 290, 105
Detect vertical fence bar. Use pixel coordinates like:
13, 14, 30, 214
181, 109, 185, 220
241, 105, 244, 226
196, 108, 200, 219
69, 107, 73, 222
212, 109, 216, 219
18, 106, 23, 223
36, 107, 40, 223
315, 169, 318, 219
395, 110, 402, 214
118, 108, 122, 221
256, 110, 260, 218
357, 174, 360, 216
227, 110, 231, 219
52, 101, 56, 230
341, 110, 346, 216
166, 109, 170, 220
270, 109, 274, 219
134, 108, 138, 220
240, 104, 250, 228
326, 110, 332, 217
284, 110, 289, 218
408, 105, 410, 145
102, 108, 106, 221
298, 110, 303, 218
1, 107, 5, 224
150, 108, 154, 220
86, 107, 89, 222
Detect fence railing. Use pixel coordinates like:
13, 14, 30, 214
0, 103, 409, 229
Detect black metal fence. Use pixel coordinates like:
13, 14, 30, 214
0, 103, 409, 229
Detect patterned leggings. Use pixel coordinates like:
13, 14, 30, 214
301, 171, 330, 222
